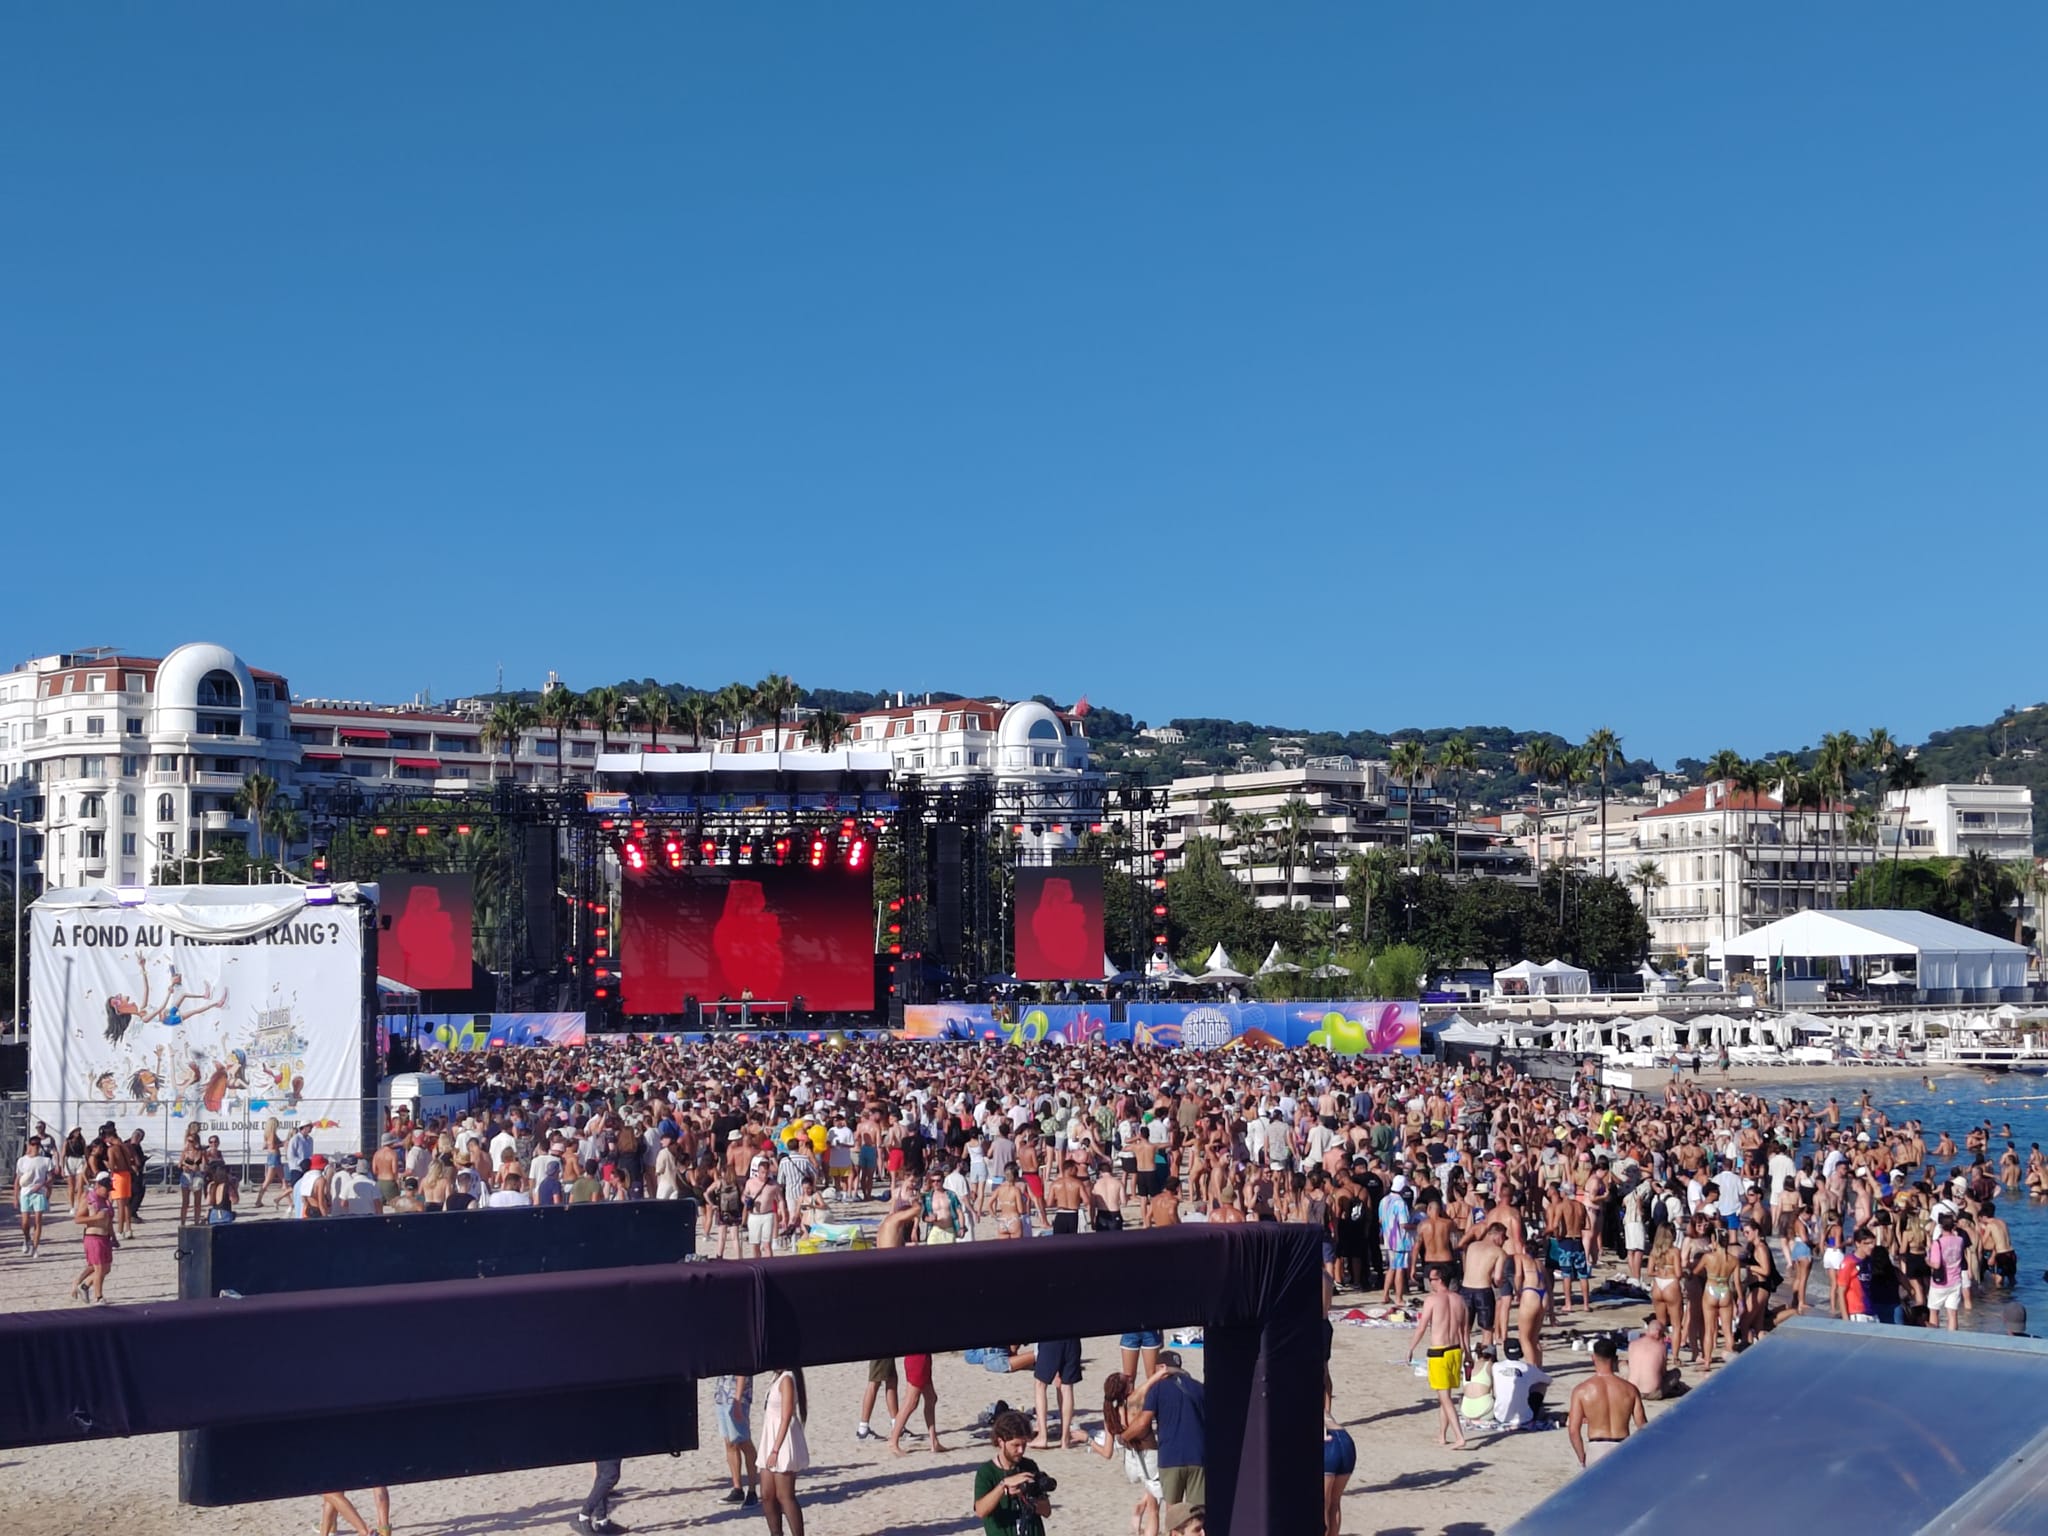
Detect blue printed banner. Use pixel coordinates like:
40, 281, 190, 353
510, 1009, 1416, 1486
900, 1000, 1418, 1054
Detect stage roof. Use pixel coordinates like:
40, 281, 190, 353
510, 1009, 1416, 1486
1509, 1317, 2048, 1536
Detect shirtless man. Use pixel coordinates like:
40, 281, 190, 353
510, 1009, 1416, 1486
1625, 1318, 1680, 1401
878, 1198, 921, 1250
1091, 1162, 1129, 1232
1416, 1193, 1458, 1272
1145, 1173, 1182, 1229
1404, 1266, 1472, 1449
1567, 1337, 1646, 1467
1979, 1202, 2016, 1289
1458, 1222, 1509, 1351
1047, 1160, 1089, 1235
1546, 1183, 1592, 1317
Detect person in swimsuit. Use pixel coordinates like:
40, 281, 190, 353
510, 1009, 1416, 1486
1697, 1231, 1741, 1371
1322, 1370, 1356, 1536
1646, 1227, 1683, 1334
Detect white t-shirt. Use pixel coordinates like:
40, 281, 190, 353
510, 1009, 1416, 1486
485, 1189, 533, 1209
329, 1170, 382, 1218
1491, 1360, 1551, 1427
292, 1168, 324, 1216
16, 1154, 54, 1198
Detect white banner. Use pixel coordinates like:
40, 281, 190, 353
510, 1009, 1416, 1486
30, 886, 369, 1160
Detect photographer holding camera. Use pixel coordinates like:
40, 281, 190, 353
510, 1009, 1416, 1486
973, 1409, 1054, 1535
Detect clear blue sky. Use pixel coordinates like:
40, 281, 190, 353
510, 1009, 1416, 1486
6, 6, 2044, 766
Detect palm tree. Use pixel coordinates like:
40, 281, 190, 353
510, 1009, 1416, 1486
1730, 758, 1771, 921
1389, 739, 1429, 869
263, 801, 305, 874
1346, 846, 1395, 949
1818, 730, 1863, 891
803, 709, 850, 750
233, 771, 278, 863
1584, 726, 1623, 880
2011, 860, 2048, 957
677, 693, 712, 750
1552, 746, 1591, 921
1272, 795, 1317, 909
641, 690, 675, 752
481, 699, 536, 779
536, 682, 580, 785
1629, 858, 1666, 924
1206, 797, 1235, 839
1515, 739, 1561, 874
618, 693, 648, 752
579, 686, 624, 755
712, 682, 755, 746
1232, 806, 1268, 885
1769, 755, 1802, 908
756, 674, 801, 749
1883, 752, 1926, 902
1863, 727, 1898, 794
1437, 735, 1478, 879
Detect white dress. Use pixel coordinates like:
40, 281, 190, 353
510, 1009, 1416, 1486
759, 1372, 810, 1474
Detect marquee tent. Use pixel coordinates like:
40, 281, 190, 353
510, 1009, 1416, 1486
1533, 958, 1592, 995
1721, 909, 2028, 993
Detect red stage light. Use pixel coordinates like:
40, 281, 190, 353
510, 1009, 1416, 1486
840, 817, 857, 836
1011, 824, 1025, 836
372, 826, 390, 838
663, 835, 685, 870
772, 835, 792, 865
622, 840, 648, 872
413, 825, 431, 838
594, 926, 608, 940
699, 837, 718, 864
594, 986, 609, 1000
739, 840, 755, 863
845, 836, 870, 872
600, 819, 616, 831
1090, 822, 1105, 834
456, 824, 473, 836
631, 821, 646, 837
808, 832, 829, 869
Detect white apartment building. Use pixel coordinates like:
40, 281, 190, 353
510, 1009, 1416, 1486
1158, 759, 1518, 910
1883, 782, 2035, 861
1617, 779, 1885, 961
0, 644, 299, 891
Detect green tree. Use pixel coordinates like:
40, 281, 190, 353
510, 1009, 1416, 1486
1389, 739, 1429, 867
1629, 857, 1665, 920
1271, 796, 1316, 909
1515, 739, 1562, 873
1163, 836, 1261, 965
1359, 943, 1426, 999
1584, 726, 1623, 880
1438, 735, 1478, 879
1232, 806, 1268, 886
676, 692, 713, 749
756, 673, 802, 743
1881, 753, 1926, 902
1343, 847, 1395, 950
233, 771, 279, 864
536, 682, 581, 785
481, 698, 537, 778
263, 801, 305, 873
640, 689, 675, 751
803, 709, 850, 749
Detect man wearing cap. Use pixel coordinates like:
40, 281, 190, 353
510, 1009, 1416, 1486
73, 1169, 118, 1303
329, 1155, 385, 1218
1160, 1502, 1205, 1535
293, 1153, 331, 1219
1380, 1175, 1416, 1307
15, 1133, 55, 1257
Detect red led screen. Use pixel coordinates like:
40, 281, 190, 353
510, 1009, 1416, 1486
377, 872, 475, 991
620, 868, 875, 1014
1013, 864, 1105, 981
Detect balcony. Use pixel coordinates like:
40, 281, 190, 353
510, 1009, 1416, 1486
193, 771, 248, 790
1652, 904, 1711, 919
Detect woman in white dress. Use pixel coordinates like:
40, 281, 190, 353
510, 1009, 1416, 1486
757, 1366, 810, 1536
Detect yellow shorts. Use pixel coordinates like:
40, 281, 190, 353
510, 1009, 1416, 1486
1427, 1347, 1463, 1393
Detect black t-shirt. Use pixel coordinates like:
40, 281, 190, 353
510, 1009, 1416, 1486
712, 1112, 744, 1147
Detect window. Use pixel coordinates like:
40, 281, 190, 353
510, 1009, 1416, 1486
197, 670, 242, 709
124, 673, 144, 692
157, 794, 175, 822
122, 756, 140, 777
571, 742, 595, 758
966, 751, 980, 766
157, 831, 175, 856
88, 675, 105, 693
56, 796, 66, 819
83, 756, 104, 777
534, 740, 557, 756
31, 720, 46, 739
83, 831, 105, 860
155, 754, 179, 773
122, 793, 136, 816
63, 718, 73, 735
79, 794, 104, 818
255, 682, 275, 701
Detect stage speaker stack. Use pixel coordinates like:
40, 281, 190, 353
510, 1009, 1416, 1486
933, 823, 963, 965
520, 826, 557, 967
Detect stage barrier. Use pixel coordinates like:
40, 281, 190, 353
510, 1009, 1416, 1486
899, 997, 1423, 1052
0, 1225, 1323, 1536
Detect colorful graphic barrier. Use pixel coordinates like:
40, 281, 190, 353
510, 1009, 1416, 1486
394, 1013, 589, 1051
897, 999, 1420, 1053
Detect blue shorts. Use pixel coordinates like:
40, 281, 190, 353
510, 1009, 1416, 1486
21, 1192, 48, 1215
717, 1401, 751, 1444
1548, 1238, 1591, 1281
1120, 1330, 1163, 1350
265, 1153, 282, 1169
1323, 1428, 1357, 1478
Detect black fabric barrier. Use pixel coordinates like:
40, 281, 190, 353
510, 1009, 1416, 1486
177, 1198, 700, 1300
0, 1224, 1323, 1535
176, 1201, 699, 1504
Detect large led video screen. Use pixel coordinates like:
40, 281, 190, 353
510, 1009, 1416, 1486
620, 868, 875, 1014
1014, 864, 1105, 981
377, 872, 475, 991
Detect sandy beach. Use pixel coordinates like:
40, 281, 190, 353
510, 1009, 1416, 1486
0, 1196, 1691, 1536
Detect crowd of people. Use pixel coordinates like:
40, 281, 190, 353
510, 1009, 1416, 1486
14, 1033, 2039, 1533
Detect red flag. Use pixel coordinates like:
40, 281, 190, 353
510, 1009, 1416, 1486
1071, 694, 1091, 717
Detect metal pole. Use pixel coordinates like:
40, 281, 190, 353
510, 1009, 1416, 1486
9, 812, 20, 1045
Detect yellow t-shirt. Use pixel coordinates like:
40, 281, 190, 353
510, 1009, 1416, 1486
807, 1123, 828, 1156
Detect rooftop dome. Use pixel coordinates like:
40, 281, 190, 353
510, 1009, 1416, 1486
997, 700, 1065, 750
153, 642, 255, 737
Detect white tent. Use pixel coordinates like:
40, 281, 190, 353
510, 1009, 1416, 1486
1721, 909, 2028, 992
1533, 958, 1592, 996
1438, 1019, 1505, 1046
1493, 960, 1543, 995
1256, 941, 1303, 976
1199, 943, 1250, 984
1311, 962, 1353, 980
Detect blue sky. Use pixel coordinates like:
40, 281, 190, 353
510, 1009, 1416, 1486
5, 6, 2044, 766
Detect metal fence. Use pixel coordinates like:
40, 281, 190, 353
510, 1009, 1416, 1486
24, 1098, 390, 1185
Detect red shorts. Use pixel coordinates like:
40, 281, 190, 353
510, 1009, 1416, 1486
887, 1149, 905, 1173
904, 1353, 934, 1393
1022, 1172, 1045, 1205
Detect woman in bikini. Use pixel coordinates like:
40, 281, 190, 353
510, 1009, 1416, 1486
1678, 1212, 1713, 1363
1785, 1201, 1816, 1313
1646, 1226, 1683, 1334
1515, 1239, 1549, 1368
1696, 1229, 1741, 1371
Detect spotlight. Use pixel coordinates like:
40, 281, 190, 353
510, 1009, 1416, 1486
738, 836, 756, 864
845, 834, 870, 872
772, 833, 793, 866
699, 836, 718, 865
662, 833, 685, 870
808, 830, 830, 869
622, 839, 648, 873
